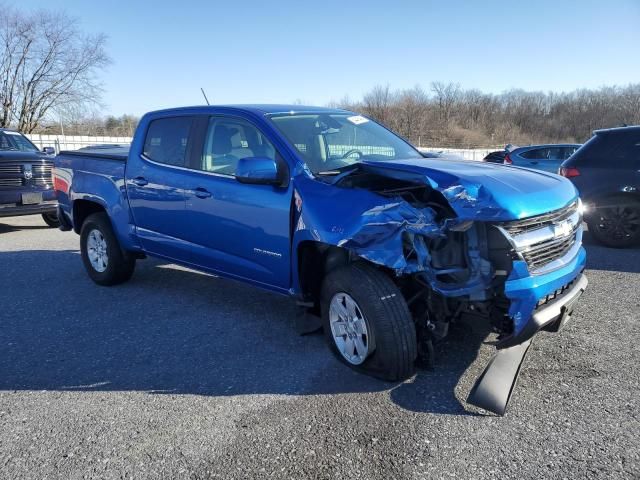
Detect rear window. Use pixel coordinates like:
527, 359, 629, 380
143, 117, 194, 167
520, 148, 548, 160
572, 131, 640, 168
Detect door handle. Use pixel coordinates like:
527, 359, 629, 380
132, 176, 148, 186
194, 187, 212, 199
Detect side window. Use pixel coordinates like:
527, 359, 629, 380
612, 132, 640, 168
521, 148, 548, 160
200, 117, 277, 175
547, 147, 565, 160
579, 132, 640, 168
562, 146, 578, 160
143, 117, 193, 167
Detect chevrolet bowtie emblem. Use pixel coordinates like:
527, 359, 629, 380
553, 219, 573, 238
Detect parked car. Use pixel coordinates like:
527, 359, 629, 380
560, 125, 640, 248
502, 144, 581, 173
483, 150, 507, 163
55, 105, 588, 414
420, 150, 465, 161
0, 128, 59, 226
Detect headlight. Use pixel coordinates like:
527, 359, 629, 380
577, 198, 588, 215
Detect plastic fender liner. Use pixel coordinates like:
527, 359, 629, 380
466, 339, 533, 415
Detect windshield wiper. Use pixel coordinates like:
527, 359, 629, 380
316, 165, 361, 184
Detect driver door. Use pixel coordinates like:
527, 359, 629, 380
180, 115, 293, 289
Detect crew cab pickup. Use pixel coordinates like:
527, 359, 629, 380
0, 128, 59, 226
55, 105, 588, 414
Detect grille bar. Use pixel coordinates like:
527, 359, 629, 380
503, 201, 578, 236
500, 201, 582, 272
0, 165, 23, 175
0, 178, 23, 187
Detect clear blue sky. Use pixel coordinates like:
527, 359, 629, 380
17, 0, 640, 116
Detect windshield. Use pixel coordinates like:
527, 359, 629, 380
0, 130, 39, 153
269, 113, 423, 174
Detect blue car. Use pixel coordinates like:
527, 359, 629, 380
54, 105, 588, 414
502, 144, 581, 173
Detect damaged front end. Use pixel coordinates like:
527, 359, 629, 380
293, 161, 587, 415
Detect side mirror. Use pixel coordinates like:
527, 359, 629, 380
42, 147, 55, 155
235, 156, 281, 185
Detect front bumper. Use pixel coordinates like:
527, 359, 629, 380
0, 200, 58, 217
499, 271, 588, 349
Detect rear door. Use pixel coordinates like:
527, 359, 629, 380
126, 115, 197, 262
179, 114, 293, 289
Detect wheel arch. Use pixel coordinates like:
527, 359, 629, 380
72, 199, 107, 234
295, 240, 352, 307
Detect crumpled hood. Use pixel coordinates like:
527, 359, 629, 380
359, 158, 579, 221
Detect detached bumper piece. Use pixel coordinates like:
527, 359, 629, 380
467, 273, 588, 415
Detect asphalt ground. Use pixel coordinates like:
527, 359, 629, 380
0, 214, 638, 479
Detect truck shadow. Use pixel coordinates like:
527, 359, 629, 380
0, 249, 487, 416
0, 221, 51, 233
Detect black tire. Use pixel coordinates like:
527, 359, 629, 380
321, 262, 417, 382
41, 212, 60, 228
586, 196, 640, 248
80, 212, 136, 286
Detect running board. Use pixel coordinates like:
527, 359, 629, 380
466, 339, 533, 415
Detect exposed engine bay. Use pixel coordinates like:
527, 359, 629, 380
319, 165, 518, 362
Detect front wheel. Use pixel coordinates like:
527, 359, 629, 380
321, 263, 417, 382
587, 196, 640, 248
80, 212, 136, 286
41, 212, 60, 228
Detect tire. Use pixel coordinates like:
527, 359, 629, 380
41, 212, 60, 228
321, 262, 417, 382
586, 196, 640, 248
80, 212, 136, 286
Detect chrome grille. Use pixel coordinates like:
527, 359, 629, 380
499, 201, 582, 273
0, 177, 22, 187
0, 161, 54, 188
521, 229, 578, 270
0, 164, 22, 175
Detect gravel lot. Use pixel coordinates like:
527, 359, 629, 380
0, 214, 638, 479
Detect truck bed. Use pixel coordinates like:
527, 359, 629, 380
59, 145, 130, 161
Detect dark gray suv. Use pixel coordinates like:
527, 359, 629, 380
560, 126, 640, 248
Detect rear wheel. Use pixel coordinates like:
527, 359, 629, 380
321, 263, 417, 382
41, 212, 60, 228
587, 196, 640, 248
80, 212, 136, 285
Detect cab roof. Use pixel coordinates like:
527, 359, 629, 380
593, 125, 640, 135
147, 104, 353, 116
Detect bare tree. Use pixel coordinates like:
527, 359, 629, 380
430, 81, 460, 123
0, 6, 110, 132
341, 83, 640, 148
361, 84, 394, 126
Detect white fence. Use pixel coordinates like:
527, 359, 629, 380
25, 134, 496, 161
26, 134, 133, 152
418, 147, 497, 161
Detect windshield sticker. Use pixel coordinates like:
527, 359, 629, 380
4, 131, 22, 135
346, 115, 369, 125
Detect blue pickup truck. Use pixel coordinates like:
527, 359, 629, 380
55, 105, 588, 414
